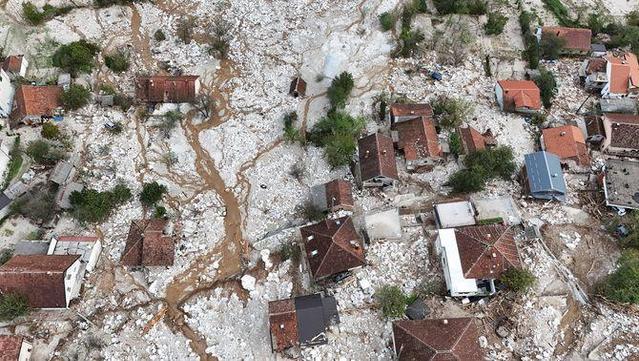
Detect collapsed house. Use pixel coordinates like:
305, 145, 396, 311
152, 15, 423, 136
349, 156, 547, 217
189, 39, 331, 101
15, 235, 101, 274
310, 179, 354, 212
289, 77, 307, 98
495, 80, 542, 113
389, 103, 433, 125
600, 113, 639, 154
299, 216, 365, 281
436, 224, 521, 297
357, 133, 398, 187
0, 255, 82, 308
392, 116, 442, 170
268, 293, 340, 352
135, 75, 200, 103
457, 125, 496, 154
433, 200, 476, 229
536, 26, 592, 55
120, 219, 175, 267
392, 318, 483, 360
541, 125, 591, 167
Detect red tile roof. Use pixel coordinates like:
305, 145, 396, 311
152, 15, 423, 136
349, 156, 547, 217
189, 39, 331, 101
135, 75, 199, 103
497, 80, 541, 111
0, 335, 25, 361
455, 224, 521, 280
605, 52, 639, 95
0, 255, 79, 308
543, 27, 592, 52
120, 219, 174, 267
393, 318, 483, 361
10, 85, 62, 121
268, 299, 298, 351
324, 179, 354, 211
458, 126, 486, 154
358, 133, 399, 182
542, 125, 590, 166
2, 55, 24, 74
300, 216, 365, 280
390, 103, 433, 119
289, 77, 307, 97
586, 57, 607, 74
394, 117, 442, 161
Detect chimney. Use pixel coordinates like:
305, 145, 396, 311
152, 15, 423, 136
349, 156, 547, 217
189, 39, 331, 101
560, 131, 566, 136
492, 252, 497, 258
443, 319, 448, 325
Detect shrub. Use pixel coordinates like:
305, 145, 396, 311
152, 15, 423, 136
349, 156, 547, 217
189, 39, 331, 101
0, 293, 29, 321
94, 0, 139, 7
25, 140, 64, 165
412, 0, 428, 13
542, 0, 575, 26
22, 2, 71, 25
61, 84, 91, 110
308, 111, 365, 168
501, 268, 536, 292
303, 201, 324, 221
327, 72, 355, 110
104, 51, 129, 73
449, 132, 462, 156
283, 112, 301, 143
10, 188, 57, 223
432, 96, 474, 128
540, 32, 566, 60
379, 11, 396, 32
375, 285, 408, 318
176, 17, 195, 44
208, 21, 232, 59
485, 12, 507, 35
2, 137, 22, 189
0, 249, 13, 265
447, 168, 485, 193
154, 205, 167, 219
113, 94, 133, 112
70, 184, 132, 223
279, 242, 301, 263
51, 40, 99, 75
533, 67, 557, 109
154, 29, 166, 41
140, 181, 168, 207
597, 250, 639, 303
433, 0, 486, 15
157, 111, 182, 138
394, 28, 425, 58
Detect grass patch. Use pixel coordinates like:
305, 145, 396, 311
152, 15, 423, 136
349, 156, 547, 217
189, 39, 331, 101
2, 137, 22, 189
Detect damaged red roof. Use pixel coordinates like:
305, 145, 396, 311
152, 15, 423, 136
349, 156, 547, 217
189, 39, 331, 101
455, 224, 521, 280
458, 126, 486, 154
393, 318, 483, 360
135, 75, 199, 103
394, 117, 442, 161
2, 55, 24, 74
324, 179, 354, 211
121, 219, 174, 267
358, 133, 399, 182
0, 335, 26, 361
300, 216, 365, 280
390, 103, 433, 118
268, 299, 298, 352
10, 85, 62, 121
543, 26, 592, 52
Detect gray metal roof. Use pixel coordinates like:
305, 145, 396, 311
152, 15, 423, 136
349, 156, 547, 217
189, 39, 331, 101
293, 293, 339, 346
591, 43, 606, 52
0, 193, 11, 210
50, 160, 74, 185
310, 184, 327, 211
600, 98, 637, 114
524, 151, 567, 202
14, 240, 49, 255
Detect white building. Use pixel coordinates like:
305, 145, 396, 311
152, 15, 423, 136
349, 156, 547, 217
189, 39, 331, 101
0, 68, 14, 118
0, 335, 32, 361
433, 201, 476, 229
48, 235, 102, 273
435, 225, 522, 297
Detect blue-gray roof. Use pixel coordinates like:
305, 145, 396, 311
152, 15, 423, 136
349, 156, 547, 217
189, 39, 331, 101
524, 151, 567, 202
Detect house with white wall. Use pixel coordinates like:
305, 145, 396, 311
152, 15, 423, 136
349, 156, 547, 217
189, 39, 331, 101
436, 225, 521, 297
0, 335, 32, 361
0, 68, 14, 118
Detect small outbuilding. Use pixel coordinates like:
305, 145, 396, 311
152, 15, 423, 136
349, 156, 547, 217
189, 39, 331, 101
310, 179, 354, 212
0, 335, 32, 361
289, 77, 307, 98
389, 103, 433, 125
135, 75, 200, 103
120, 219, 174, 267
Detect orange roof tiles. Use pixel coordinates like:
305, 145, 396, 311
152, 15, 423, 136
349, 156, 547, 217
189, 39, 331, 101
542, 27, 592, 52
605, 52, 639, 95
497, 80, 542, 111
135, 75, 199, 103
542, 125, 590, 166
2, 55, 24, 74
324, 179, 354, 211
390, 103, 433, 118
11, 85, 62, 121
394, 117, 442, 161
268, 299, 298, 352
458, 126, 486, 154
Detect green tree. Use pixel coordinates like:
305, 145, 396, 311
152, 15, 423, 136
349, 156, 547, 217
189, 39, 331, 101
375, 285, 408, 318
533, 67, 557, 109
540, 32, 566, 60
501, 267, 536, 292
432, 96, 474, 128
157, 111, 182, 138
327, 72, 355, 110
484, 12, 508, 35
154, 29, 166, 41
41, 122, 61, 140
0, 249, 13, 265
104, 52, 130, 73
25, 140, 64, 165
51, 40, 99, 75
447, 146, 516, 193
70, 184, 132, 223
449, 132, 462, 156
283, 112, 301, 143
447, 168, 485, 193
0, 293, 29, 321
22, 2, 45, 25
61, 84, 91, 110
598, 250, 639, 303
139, 181, 167, 207
308, 111, 365, 168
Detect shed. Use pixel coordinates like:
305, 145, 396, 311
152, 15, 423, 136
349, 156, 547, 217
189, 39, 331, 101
523, 151, 567, 202
289, 77, 307, 98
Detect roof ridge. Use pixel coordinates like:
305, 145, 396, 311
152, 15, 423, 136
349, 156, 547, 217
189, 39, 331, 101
314, 242, 336, 278
448, 319, 473, 358
395, 321, 438, 359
